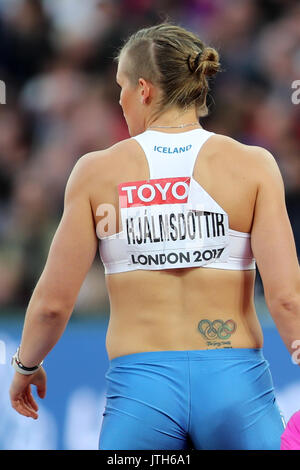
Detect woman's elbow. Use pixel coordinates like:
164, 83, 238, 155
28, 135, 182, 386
266, 291, 300, 318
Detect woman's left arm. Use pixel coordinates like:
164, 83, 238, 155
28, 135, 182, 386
9, 153, 99, 419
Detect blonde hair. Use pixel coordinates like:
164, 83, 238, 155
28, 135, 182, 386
116, 23, 221, 117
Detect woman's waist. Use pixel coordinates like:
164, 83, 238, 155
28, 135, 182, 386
108, 347, 266, 367
106, 309, 263, 360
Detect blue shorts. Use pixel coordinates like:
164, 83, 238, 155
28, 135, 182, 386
99, 348, 285, 450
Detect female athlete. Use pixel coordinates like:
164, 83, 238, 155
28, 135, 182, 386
9, 23, 300, 450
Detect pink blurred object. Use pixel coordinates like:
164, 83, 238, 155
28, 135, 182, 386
281, 411, 300, 450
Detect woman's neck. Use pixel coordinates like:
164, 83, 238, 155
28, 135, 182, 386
145, 106, 200, 130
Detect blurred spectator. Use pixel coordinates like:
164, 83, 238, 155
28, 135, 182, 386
0, 0, 299, 314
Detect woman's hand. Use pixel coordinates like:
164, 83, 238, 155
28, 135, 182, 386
9, 366, 47, 420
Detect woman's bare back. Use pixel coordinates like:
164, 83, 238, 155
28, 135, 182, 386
89, 132, 264, 359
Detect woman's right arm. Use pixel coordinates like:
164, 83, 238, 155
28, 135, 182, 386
251, 147, 300, 358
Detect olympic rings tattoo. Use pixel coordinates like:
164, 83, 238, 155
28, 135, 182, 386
198, 319, 237, 341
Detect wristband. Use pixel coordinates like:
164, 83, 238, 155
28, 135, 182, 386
11, 347, 43, 375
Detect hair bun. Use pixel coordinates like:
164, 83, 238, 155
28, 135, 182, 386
188, 47, 220, 77
199, 47, 220, 77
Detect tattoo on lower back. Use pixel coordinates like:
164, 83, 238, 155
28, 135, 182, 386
197, 319, 237, 348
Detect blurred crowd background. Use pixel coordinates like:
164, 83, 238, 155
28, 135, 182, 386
0, 0, 299, 315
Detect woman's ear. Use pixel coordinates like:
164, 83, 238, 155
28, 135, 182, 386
138, 78, 151, 104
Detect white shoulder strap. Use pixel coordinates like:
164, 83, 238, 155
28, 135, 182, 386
133, 129, 214, 179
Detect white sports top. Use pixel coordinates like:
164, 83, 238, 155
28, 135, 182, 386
98, 128, 256, 274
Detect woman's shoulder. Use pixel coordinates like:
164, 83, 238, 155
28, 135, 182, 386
203, 132, 278, 175
76, 137, 141, 170
71, 137, 145, 193
206, 132, 270, 156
